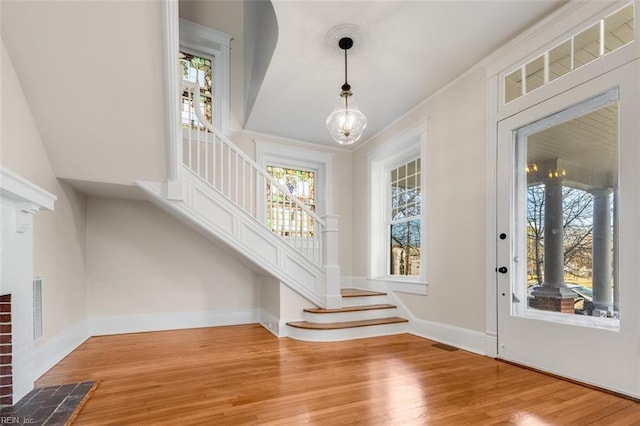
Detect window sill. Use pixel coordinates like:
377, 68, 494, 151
369, 276, 427, 295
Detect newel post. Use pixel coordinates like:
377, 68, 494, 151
322, 214, 342, 308
162, 0, 184, 200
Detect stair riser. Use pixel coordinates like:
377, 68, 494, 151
341, 295, 388, 307
304, 308, 398, 323
286, 322, 408, 342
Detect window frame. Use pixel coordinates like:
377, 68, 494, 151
179, 18, 231, 135
255, 140, 334, 232
367, 121, 427, 294
265, 165, 318, 238
387, 155, 422, 278
179, 50, 214, 129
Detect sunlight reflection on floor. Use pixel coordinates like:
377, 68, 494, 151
511, 412, 555, 425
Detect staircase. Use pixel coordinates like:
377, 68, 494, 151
286, 288, 408, 342
138, 80, 342, 309
141, 79, 409, 341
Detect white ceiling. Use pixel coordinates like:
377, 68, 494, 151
246, 0, 567, 148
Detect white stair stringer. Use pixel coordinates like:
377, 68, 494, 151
136, 170, 326, 308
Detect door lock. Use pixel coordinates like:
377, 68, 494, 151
498, 266, 508, 274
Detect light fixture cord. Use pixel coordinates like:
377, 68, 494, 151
344, 48, 348, 87
343, 48, 349, 110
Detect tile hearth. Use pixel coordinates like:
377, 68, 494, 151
0, 381, 96, 425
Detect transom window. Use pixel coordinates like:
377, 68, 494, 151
389, 158, 421, 276
504, 3, 635, 104
180, 51, 213, 128
266, 166, 316, 237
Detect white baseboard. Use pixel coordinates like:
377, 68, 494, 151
484, 331, 498, 357
341, 276, 385, 292
31, 319, 90, 383
259, 309, 283, 337
342, 276, 427, 295
89, 308, 259, 336
410, 317, 497, 356
345, 275, 496, 356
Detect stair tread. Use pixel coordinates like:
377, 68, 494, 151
287, 317, 408, 330
341, 288, 387, 298
304, 304, 397, 314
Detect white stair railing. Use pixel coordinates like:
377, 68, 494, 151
181, 80, 325, 266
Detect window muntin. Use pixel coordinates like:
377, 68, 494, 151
180, 51, 213, 129
266, 166, 316, 237
389, 158, 421, 276
504, 3, 635, 104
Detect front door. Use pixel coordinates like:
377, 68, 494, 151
496, 60, 640, 397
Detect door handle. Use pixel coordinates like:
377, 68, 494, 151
498, 266, 508, 274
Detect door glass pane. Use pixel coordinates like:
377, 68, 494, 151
518, 100, 619, 320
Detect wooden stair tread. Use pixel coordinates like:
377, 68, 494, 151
341, 288, 387, 297
304, 304, 397, 314
287, 317, 408, 330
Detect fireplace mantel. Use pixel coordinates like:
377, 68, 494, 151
0, 167, 56, 232
0, 166, 56, 405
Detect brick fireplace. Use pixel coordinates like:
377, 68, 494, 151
0, 294, 11, 406
0, 167, 56, 406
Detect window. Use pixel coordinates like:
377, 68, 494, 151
517, 93, 620, 321
180, 51, 213, 129
388, 158, 422, 276
179, 19, 231, 134
266, 166, 316, 237
504, 2, 634, 104
255, 139, 334, 233
367, 121, 427, 294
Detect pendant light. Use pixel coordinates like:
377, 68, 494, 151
326, 37, 367, 145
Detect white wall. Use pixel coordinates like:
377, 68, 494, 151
1, 39, 89, 346
243, 0, 278, 125
1, 38, 90, 388
1, 1, 167, 186
352, 68, 488, 333
86, 197, 261, 325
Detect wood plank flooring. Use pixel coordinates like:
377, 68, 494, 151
37, 324, 640, 425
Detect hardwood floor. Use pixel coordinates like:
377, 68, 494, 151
37, 325, 640, 425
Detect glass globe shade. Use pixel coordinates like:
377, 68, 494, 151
326, 94, 367, 145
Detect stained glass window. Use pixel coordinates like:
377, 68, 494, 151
180, 51, 214, 128
266, 166, 316, 237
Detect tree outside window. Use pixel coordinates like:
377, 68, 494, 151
389, 158, 421, 276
